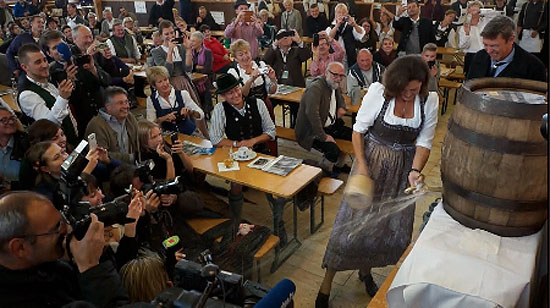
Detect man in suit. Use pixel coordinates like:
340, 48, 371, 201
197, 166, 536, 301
466, 16, 546, 82
383, 0, 436, 55
295, 62, 352, 175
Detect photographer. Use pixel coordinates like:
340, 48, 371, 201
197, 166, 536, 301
0, 191, 129, 307
146, 66, 205, 138
309, 31, 345, 77
70, 25, 112, 134
17, 43, 79, 145
120, 251, 173, 303
326, 3, 364, 68
79, 173, 143, 271
420, 43, 440, 92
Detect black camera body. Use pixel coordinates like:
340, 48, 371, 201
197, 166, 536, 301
313, 33, 319, 47
71, 196, 133, 240
142, 176, 185, 196
74, 54, 91, 67
428, 60, 436, 69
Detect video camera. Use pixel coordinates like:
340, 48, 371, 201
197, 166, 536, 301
54, 140, 134, 240
135, 159, 186, 196
153, 249, 271, 307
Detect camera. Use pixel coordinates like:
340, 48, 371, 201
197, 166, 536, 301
313, 33, 319, 47
172, 36, 184, 44
258, 66, 269, 75
343, 16, 349, 22
142, 176, 186, 196
94, 42, 109, 51
428, 60, 436, 69
75, 54, 91, 66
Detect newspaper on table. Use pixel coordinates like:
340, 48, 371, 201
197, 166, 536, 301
275, 84, 302, 95
261, 155, 302, 176
180, 140, 215, 155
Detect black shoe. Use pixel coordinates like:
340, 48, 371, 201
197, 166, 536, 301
359, 272, 379, 297
315, 292, 330, 308
334, 164, 351, 174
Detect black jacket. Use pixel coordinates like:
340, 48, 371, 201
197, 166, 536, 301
0, 260, 129, 308
393, 16, 436, 53
195, 12, 220, 30
148, 0, 175, 27
263, 44, 312, 87
466, 44, 547, 82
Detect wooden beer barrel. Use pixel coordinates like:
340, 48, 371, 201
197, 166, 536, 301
441, 78, 548, 237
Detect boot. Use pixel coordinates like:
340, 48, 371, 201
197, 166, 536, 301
228, 193, 243, 237
359, 271, 379, 297
315, 292, 329, 308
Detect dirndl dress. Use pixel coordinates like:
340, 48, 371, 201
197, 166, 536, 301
322, 97, 425, 272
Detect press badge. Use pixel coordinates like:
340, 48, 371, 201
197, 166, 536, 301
281, 70, 289, 79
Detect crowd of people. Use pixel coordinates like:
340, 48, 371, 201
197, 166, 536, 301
0, 0, 547, 306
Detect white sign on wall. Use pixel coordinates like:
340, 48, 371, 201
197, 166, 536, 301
135, 2, 147, 14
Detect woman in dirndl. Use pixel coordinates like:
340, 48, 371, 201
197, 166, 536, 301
315, 55, 439, 308
150, 20, 202, 108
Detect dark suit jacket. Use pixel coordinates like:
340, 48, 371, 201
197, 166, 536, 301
263, 44, 311, 87
295, 77, 346, 150
466, 44, 547, 82
393, 17, 436, 53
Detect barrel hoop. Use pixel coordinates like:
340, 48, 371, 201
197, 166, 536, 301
442, 176, 548, 211
442, 201, 544, 237
461, 79, 547, 120
448, 119, 548, 155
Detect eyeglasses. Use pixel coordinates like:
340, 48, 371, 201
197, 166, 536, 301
328, 70, 346, 79
0, 116, 16, 125
20, 218, 68, 239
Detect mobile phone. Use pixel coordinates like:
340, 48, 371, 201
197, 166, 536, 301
258, 66, 269, 74
374, 3, 382, 9
313, 33, 319, 47
75, 54, 91, 66
95, 42, 108, 50
88, 133, 97, 151
171, 133, 179, 145
428, 60, 436, 69
243, 10, 254, 22
172, 36, 184, 44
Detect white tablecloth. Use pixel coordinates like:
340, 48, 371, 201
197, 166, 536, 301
387, 202, 542, 308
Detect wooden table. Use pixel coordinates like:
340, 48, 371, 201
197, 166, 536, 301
190, 72, 208, 82
0, 85, 18, 112
174, 133, 323, 271
437, 46, 465, 66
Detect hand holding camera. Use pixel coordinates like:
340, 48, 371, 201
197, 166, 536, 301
69, 213, 106, 273
144, 189, 161, 213
160, 111, 177, 124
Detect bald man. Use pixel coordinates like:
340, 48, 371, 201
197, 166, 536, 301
296, 62, 352, 175
347, 49, 385, 105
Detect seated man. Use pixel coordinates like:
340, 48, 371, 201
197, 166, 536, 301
195, 5, 220, 30
17, 43, 79, 145
0, 191, 129, 307
309, 32, 345, 77
106, 19, 141, 64
0, 107, 29, 186
296, 62, 352, 175
347, 48, 385, 105
420, 43, 440, 92
85, 86, 139, 164
6, 15, 44, 79
209, 74, 282, 239
466, 16, 546, 82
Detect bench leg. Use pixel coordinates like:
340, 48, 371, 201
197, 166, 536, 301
256, 259, 262, 283
441, 88, 449, 115
310, 195, 325, 234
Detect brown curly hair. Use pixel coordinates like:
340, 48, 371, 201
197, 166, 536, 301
382, 55, 430, 100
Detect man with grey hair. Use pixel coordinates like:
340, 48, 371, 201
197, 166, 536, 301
347, 48, 385, 105
85, 86, 139, 163
466, 15, 546, 81
106, 19, 141, 64
296, 62, 352, 175
0, 191, 129, 307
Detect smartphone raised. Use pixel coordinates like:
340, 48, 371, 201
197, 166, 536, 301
171, 133, 179, 145
313, 33, 319, 47
88, 133, 97, 151
243, 10, 254, 22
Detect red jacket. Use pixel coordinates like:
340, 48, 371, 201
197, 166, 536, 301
203, 37, 230, 73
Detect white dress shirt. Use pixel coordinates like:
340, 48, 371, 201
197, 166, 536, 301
353, 82, 439, 149
458, 17, 488, 53
146, 88, 204, 122
19, 76, 71, 126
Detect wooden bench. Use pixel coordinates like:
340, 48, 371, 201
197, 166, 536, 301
310, 177, 344, 234
186, 217, 280, 282
438, 78, 462, 115
276, 126, 354, 155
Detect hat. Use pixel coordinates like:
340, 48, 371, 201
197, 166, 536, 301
275, 29, 294, 40
234, 0, 250, 9
215, 74, 242, 94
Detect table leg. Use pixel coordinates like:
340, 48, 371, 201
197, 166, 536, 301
265, 194, 302, 273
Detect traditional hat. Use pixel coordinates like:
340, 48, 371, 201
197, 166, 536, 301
215, 74, 242, 94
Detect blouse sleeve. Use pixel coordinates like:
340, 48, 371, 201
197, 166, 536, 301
415, 91, 439, 149
352, 82, 385, 134
181, 90, 205, 120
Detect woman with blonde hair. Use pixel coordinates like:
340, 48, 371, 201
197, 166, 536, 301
146, 65, 206, 138
120, 252, 172, 303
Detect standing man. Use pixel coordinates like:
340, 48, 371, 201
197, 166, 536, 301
326, 3, 364, 68
347, 49, 385, 105
148, 0, 175, 28
224, 0, 264, 60
296, 62, 352, 175
209, 74, 280, 240
383, 0, 436, 55
466, 16, 546, 81
0, 0, 14, 28
6, 15, 44, 79
17, 44, 79, 144
517, 0, 546, 58
305, 4, 329, 38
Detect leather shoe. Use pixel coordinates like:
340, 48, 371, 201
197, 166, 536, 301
359, 272, 379, 297
315, 292, 329, 308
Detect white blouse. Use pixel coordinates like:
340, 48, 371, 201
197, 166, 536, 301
146, 88, 204, 122
227, 61, 271, 91
161, 45, 182, 62
353, 82, 439, 149
458, 17, 488, 53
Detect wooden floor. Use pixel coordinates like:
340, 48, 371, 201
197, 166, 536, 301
203, 98, 455, 307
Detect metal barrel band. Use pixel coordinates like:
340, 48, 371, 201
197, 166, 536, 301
447, 119, 548, 155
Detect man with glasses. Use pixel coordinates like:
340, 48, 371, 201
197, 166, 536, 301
0, 107, 29, 187
85, 86, 139, 164
296, 62, 352, 175
0, 191, 129, 307
309, 31, 345, 77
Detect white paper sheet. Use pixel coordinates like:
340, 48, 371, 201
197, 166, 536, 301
387, 202, 542, 308
135, 2, 147, 14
